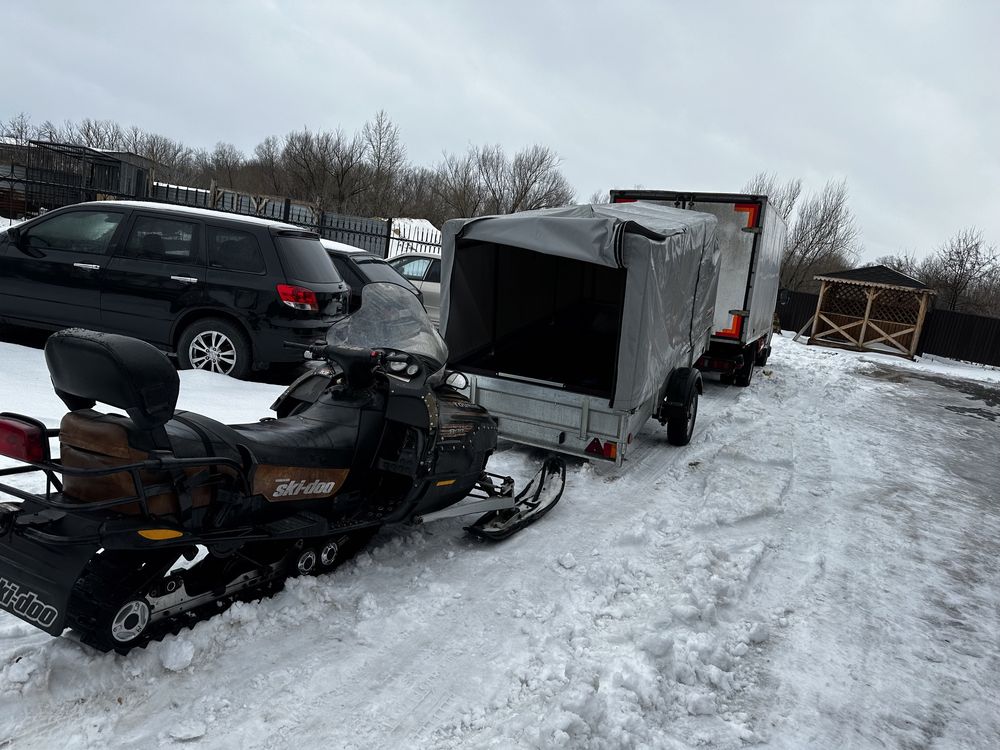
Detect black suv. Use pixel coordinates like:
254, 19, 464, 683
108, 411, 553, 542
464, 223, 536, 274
0, 201, 348, 378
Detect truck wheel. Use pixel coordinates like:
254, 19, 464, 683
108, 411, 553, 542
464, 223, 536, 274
666, 388, 698, 446
734, 348, 755, 387
178, 318, 252, 379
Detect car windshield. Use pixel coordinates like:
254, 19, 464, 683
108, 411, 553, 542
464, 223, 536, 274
326, 282, 447, 367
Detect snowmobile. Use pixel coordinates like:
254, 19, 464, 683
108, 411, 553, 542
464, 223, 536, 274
0, 282, 565, 653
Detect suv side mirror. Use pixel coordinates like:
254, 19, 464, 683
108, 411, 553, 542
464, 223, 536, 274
4, 226, 20, 247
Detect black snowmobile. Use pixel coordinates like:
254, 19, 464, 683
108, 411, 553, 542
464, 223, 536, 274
0, 282, 565, 653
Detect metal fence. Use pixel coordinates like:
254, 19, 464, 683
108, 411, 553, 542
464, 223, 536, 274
1, 140, 442, 259
776, 289, 1000, 367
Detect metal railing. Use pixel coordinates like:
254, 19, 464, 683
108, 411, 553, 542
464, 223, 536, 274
1, 142, 443, 258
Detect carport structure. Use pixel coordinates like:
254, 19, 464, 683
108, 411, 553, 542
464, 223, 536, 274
808, 265, 935, 359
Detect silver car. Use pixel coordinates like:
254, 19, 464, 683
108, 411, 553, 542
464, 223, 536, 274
388, 252, 441, 324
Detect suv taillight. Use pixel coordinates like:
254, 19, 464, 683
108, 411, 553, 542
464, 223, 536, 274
277, 284, 319, 312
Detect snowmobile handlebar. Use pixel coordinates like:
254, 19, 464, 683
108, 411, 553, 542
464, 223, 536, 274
284, 340, 433, 393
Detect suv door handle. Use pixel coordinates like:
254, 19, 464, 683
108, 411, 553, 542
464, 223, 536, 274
171, 276, 199, 284
73, 263, 100, 271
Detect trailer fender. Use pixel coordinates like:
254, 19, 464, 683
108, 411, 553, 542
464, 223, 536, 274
658, 367, 702, 424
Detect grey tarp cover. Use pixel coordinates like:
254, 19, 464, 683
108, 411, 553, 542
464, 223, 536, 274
440, 202, 720, 410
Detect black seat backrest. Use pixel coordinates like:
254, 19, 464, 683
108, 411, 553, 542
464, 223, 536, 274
45, 329, 179, 431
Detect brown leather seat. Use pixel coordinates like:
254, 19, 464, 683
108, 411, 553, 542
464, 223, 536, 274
59, 410, 222, 517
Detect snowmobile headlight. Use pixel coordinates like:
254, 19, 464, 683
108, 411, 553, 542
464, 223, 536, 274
405, 364, 419, 377
388, 360, 408, 373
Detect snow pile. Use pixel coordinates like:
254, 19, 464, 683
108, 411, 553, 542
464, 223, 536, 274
388, 217, 441, 258
0, 214, 24, 229
1, 333, 999, 748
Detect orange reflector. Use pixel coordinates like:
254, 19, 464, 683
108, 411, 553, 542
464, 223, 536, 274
585, 438, 617, 460
138, 529, 184, 541
436, 479, 457, 487
716, 314, 743, 339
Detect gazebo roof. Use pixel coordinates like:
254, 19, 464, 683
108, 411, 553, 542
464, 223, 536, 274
814, 265, 935, 293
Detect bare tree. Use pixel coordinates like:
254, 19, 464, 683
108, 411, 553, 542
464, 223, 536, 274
1, 113, 35, 144
142, 133, 196, 184
507, 144, 574, 212
433, 149, 484, 219
252, 135, 285, 195
872, 252, 922, 279
742, 171, 802, 222
210, 142, 244, 188
919, 228, 999, 312
780, 179, 859, 291
362, 110, 406, 216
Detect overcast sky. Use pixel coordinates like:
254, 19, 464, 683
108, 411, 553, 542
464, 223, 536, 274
4, 0, 998, 260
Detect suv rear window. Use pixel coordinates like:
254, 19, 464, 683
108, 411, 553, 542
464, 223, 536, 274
208, 227, 266, 274
276, 235, 343, 283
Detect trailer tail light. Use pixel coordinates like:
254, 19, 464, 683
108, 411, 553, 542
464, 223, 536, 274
0, 415, 46, 463
612, 197, 636, 203
585, 438, 618, 461
277, 284, 319, 312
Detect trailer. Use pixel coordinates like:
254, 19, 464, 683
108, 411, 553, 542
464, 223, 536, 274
440, 202, 720, 466
610, 191, 787, 386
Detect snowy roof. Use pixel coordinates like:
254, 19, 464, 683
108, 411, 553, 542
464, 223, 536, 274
81, 201, 311, 232
321, 238, 367, 254
815, 265, 935, 293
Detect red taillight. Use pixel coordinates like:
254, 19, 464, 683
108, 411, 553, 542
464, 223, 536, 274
0, 416, 46, 463
277, 284, 319, 312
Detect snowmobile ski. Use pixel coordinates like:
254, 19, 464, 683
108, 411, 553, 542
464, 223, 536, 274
466, 457, 566, 541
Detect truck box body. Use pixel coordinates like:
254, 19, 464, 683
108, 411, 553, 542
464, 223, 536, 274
440, 203, 720, 465
609, 191, 786, 374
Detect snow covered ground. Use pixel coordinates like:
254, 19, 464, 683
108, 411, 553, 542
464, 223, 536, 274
0, 215, 24, 229
0, 334, 998, 748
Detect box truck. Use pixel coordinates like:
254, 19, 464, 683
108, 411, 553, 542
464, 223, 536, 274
610, 191, 786, 386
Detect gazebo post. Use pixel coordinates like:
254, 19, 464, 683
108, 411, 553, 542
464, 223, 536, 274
810, 280, 828, 342
858, 288, 877, 349
910, 291, 930, 359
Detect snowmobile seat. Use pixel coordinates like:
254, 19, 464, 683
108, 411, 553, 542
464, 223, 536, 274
167, 411, 358, 470
58, 409, 224, 516
45, 329, 179, 436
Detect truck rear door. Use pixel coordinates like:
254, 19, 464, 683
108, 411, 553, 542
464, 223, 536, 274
611, 191, 761, 346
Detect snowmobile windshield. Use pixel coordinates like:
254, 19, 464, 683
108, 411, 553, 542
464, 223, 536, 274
326, 282, 448, 368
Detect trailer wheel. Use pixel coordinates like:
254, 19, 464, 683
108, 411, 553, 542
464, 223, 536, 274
666, 389, 698, 446
663, 368, 701, 447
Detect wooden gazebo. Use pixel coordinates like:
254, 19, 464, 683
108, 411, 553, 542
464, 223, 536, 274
807, 265, 936, 359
